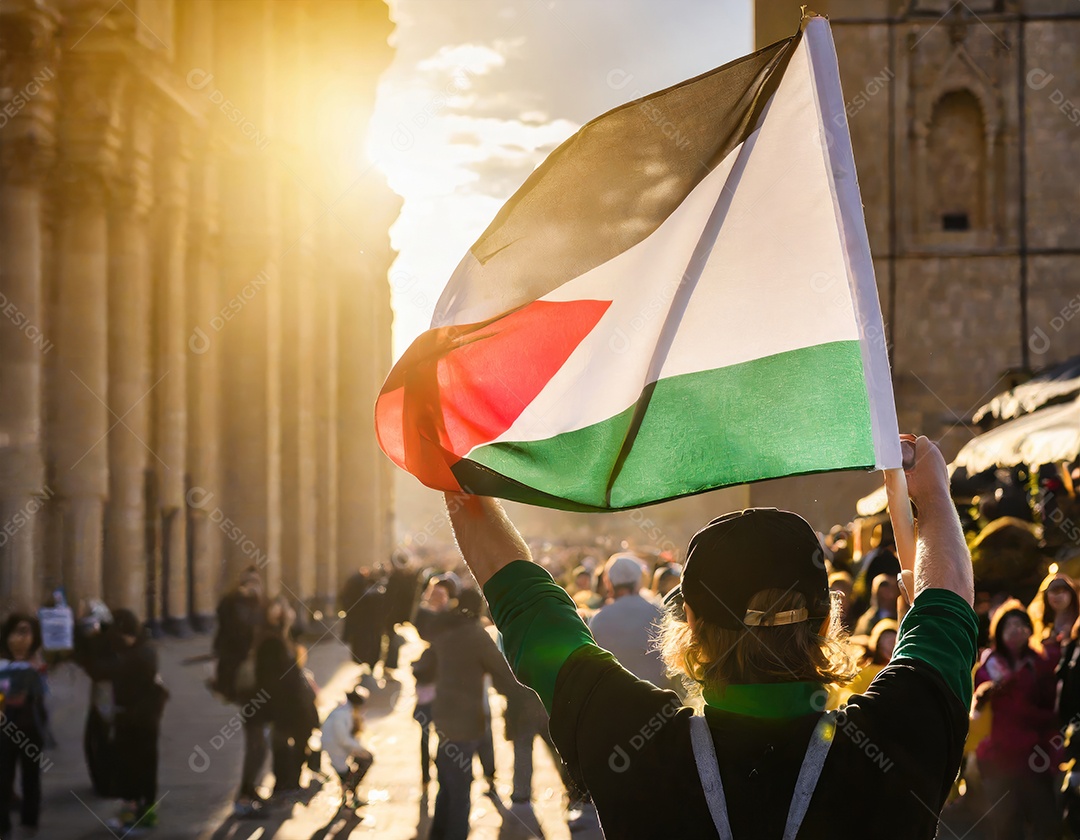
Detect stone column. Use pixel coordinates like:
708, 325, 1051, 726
336, 213, 378, 586
314, 221, 339, 615
367, 182, 400, 566
0, 5, 59, 612
176, 0, 221, 629
214, 0, 281, 591
185, 141, 223, 631
153, 121, 192, 634
52, 61, 124, 608
279, 183, 318, 610
104, 85, 154, 617
275, 0, 318, 617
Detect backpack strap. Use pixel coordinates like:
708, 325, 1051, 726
689, 714, 734, 840
690, 710, 838, 840
782, 710, 837, 840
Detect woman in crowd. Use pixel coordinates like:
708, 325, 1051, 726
0, 614, 48, 835
103, 609, 169, 832
74, 601, 118, 798
255, 596, 319, 799
972, 600, 1059, 839
1029, 572, 1080, 667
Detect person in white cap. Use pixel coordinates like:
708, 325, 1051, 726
588, 553, 667, 686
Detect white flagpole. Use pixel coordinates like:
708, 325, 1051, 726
884, 468, 917, 604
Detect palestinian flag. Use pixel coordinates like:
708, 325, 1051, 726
376, 15, 901, 512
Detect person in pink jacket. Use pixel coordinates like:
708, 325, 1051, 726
972, 599, 1060, 839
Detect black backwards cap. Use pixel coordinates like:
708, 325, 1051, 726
672, 508, 831, 631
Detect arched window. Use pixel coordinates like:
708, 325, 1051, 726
926, 90, 986, 232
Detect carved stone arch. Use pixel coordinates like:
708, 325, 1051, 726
917, 44, 1001, 137
925, 89, 988, 231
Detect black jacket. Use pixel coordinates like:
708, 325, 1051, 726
255, 636, 318, 733
96, 641, 167, 727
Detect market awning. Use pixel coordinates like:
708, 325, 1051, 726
953, 397, 1080, 475
973, 355, 1080, 424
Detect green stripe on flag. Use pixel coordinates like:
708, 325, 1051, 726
465, 340, 876, 509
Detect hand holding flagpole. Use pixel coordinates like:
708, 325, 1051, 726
885, 437, 918, 604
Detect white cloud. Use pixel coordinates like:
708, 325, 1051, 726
417, 43, 506, 77
374, 0, 753, 358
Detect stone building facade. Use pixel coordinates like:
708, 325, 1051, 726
751, 0, 1080, 528
0, 0, 398, 629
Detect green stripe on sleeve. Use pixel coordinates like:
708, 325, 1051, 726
483, 561, 596, 713
892, 588, 979, 708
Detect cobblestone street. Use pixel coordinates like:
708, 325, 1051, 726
32, 628, 591, 840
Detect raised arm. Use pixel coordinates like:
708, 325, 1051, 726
444, 493, 532, 587
902, 434, 974, 606
445, 492, 594, 712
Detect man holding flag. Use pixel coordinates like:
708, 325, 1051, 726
378, 13, 978, 836
444, 435, 975, 838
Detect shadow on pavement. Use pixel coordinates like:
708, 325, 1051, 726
209, 784, 326, 840
306, 803, 365, 839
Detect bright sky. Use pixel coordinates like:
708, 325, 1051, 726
368, 0, 754, 359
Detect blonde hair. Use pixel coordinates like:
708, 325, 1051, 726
657, 588, 858, 696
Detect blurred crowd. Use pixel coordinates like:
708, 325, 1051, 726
0, 457, 1077, 838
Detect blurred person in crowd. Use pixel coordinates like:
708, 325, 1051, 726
428, 587, 518, 840
446, 435, 977, 838
828, 571, 854, 630
340, 568, 388, 675
850, 520, 899, 617
831, 619, 899, 707
1056, 614, 1080, 836
826, 525, 853, 573
1029, 572, 1080, 667
213, 566, 263, 699
74, 600, 117, 798
652, 564, 683, 600
100, 609, 168, 832
589, 553, 666, 686
0, 614, 47, 835
503, 675, 574, 835
413, 573, 459, 786
415, 572, 459, 641
972, 600, 1059, 839
853, 573, 899, 637
383, 553, 421, 671
570, 566, 602, 611
212, 566, 268, 817
322, 686, 374, 810
255, 596, 319, 801
980, 469, 1036, 525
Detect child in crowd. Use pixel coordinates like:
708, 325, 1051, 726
322, 686, 374, 809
